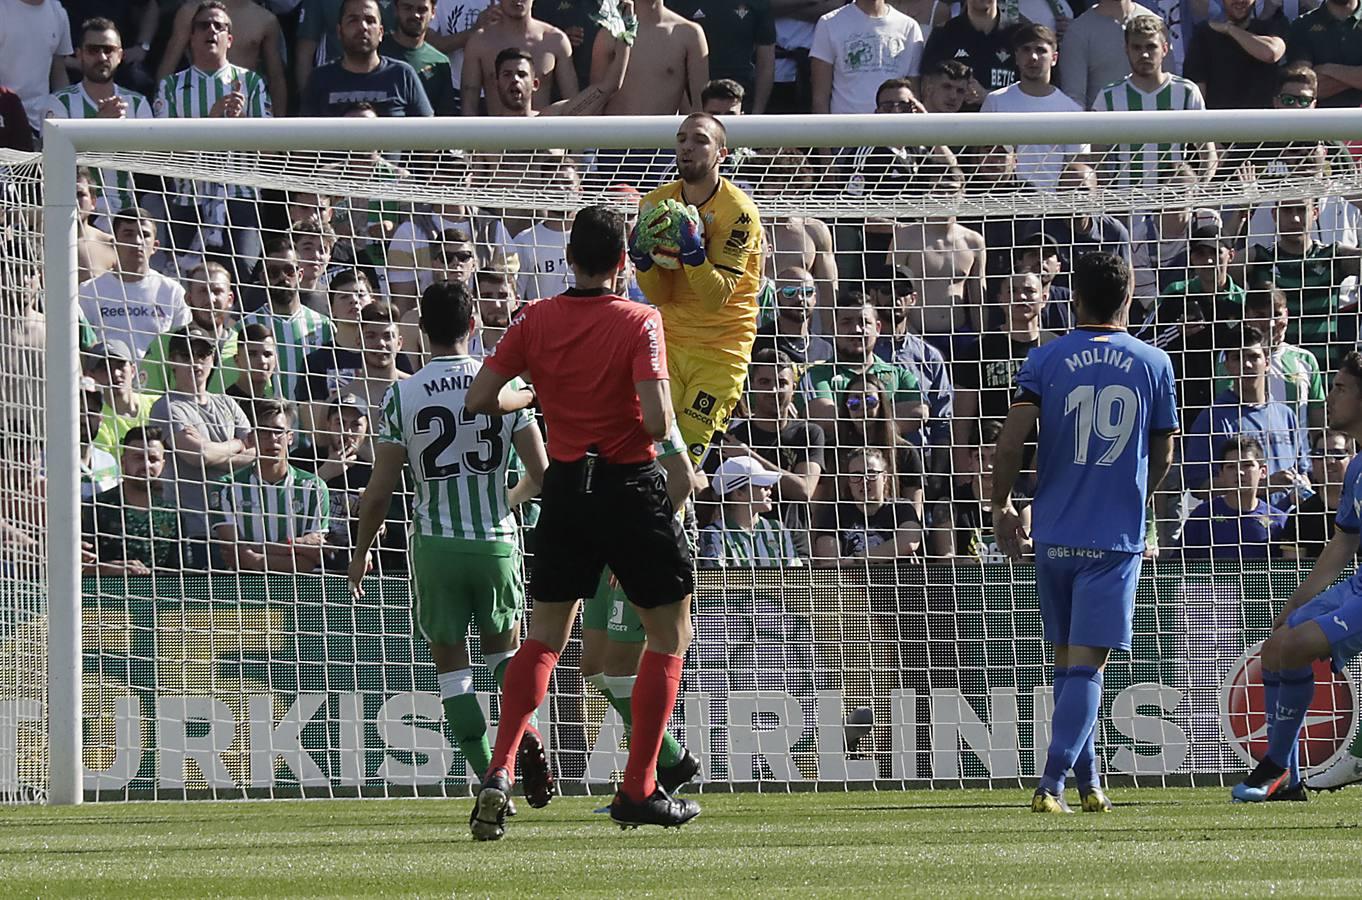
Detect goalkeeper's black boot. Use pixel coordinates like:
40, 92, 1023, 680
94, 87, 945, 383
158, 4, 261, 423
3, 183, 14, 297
470, 768, 512, 842
657, 749, 701, 794
517, 725, 555, 809
610, 786, 700, 830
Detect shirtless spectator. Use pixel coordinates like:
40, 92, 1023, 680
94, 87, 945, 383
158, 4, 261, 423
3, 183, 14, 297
600, 0, 708, 115
888, 194, 986, 358
490, 22, 633, 118
76, 169, 116, 283
810, 0, 924, 114
766, 203, 838, 323
462, 0, 577, 115
426, 1, 497, 112
157, 0, 287, 115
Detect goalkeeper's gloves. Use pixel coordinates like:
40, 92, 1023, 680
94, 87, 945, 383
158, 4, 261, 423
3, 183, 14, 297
627, 223, 654, 273
676, 204, 706, 267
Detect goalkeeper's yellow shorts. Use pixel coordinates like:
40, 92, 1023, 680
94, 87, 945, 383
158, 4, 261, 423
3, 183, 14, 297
668, 344, 747, 463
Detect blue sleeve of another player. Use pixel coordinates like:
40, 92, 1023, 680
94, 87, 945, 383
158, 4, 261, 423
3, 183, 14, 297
1013, 348, 1042, 406
1152, 354, 1179, 435
1336, 456, 1362, 533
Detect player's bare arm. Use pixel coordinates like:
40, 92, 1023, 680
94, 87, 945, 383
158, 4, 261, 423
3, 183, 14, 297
991, 402, 1040, 560
637, 378, 674, 440
506, 423, 549, 508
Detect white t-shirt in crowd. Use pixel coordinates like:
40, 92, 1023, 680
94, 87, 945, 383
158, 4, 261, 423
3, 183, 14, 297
810, 3, 924, 114
0, 0, 73, 129
508, 223, 572, 301
78, 270, 191, 359
979, 83, 1089, 190
431, 0, 484, 90
774, 17, 817, 83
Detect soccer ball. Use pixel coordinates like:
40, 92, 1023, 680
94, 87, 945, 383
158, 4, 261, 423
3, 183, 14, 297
641, 199, 687, 270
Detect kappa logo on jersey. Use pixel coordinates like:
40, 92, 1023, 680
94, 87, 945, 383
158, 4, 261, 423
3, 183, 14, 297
1221, 643, 1358, 774
736, 213, 752, 225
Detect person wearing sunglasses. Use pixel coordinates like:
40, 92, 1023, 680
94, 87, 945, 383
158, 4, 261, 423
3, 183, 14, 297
1282, 430, 1357, 561
813, 447, 923, 564
1183, 0, 1287, 111
753, 266, 833, 372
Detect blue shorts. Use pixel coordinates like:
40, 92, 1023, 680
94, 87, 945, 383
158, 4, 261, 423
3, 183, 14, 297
1035, 544, 1143, 651
1287, 580, 1362, 673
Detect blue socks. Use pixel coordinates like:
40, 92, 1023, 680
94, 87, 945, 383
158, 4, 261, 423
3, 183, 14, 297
1265, 666, 1314, 775
1041, 666, 1103, 795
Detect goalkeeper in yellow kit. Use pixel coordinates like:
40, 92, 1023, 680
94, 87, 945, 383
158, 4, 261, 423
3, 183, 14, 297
629, 112, 764, 462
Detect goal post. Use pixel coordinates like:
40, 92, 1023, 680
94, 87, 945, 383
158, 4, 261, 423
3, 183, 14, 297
30, 109, 1362, 805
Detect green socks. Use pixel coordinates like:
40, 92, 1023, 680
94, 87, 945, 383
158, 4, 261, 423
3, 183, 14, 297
439, 669, 492, 777
600, 673, 685, 768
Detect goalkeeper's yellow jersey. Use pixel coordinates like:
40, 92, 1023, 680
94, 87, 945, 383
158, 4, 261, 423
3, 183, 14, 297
636, 177, 764, 366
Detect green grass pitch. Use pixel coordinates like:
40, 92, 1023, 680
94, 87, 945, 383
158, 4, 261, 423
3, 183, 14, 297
4, 789, 1362, 897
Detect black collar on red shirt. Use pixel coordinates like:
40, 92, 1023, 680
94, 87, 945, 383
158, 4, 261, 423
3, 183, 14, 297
563, 287, 613, 297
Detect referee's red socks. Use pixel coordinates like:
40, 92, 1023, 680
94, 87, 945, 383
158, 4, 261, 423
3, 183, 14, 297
621, 650, 685, 801
486, 639, 559, 780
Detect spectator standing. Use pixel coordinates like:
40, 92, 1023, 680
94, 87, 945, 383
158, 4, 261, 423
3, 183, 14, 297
770, 0, 842, 113
1037, 163, 1133, 268
920, 0, 1022, 110
507, 151, 579, 300
700, 456, 802, 567
46, 19, 153, 217
1128, 168, 1207, 309
353, 302, 410, 412
810, 0, 924, 114
670, 0, 776, 113
954, 272, 1055, 440
979, 24, 1088, 191
78, 208, 191, 359
76, 170, 117, 283
888, 203, 987, 351
1178, 436, 1287, 558
426, 0, 494, 112
380, 0, 458, 115
154, 1, 272, 283
814, 447, 923, 563
1184, 0, 1287, 108
723, 348, 826, 557
213, 399, 331, 573
157, 0, 287, 115
238, 242, 335, 404
461, 0, 577, 115
0, 0, 72, 135
1286, 0, 1362, 107
1283, 430, 1356, 559
1059, 0, 1156, 109
1016, 231, 1075, 333
303, 0, 434, 117
599, 0, 707, 115
82, 426, 184, 574
86, 339, 157, 460
149, 327, 255, 561
140, 261, 240, 395
840, 78, 963, 203
1091, 15, 1211, 188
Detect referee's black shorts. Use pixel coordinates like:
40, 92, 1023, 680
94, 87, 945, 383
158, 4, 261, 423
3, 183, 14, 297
530, 456, 693, 609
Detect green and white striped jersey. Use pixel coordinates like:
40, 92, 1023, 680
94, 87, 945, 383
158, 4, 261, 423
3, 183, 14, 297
1092, 75, 1205, 187
154, 64, 272, 201
213, 464, 330, 544
697, 518, 802, 568
1215, 340, 1326, 419
45, 83, 152, 213
380, 355, 533, 545
238, 305, 333, 402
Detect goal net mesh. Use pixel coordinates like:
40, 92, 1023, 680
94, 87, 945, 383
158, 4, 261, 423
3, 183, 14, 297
11, 125, 1362, 799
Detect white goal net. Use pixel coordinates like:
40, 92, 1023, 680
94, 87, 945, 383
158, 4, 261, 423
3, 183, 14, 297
12, 111, 1362, 802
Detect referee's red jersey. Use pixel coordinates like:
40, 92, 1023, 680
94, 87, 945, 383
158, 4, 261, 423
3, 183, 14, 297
483, 287, 668, 464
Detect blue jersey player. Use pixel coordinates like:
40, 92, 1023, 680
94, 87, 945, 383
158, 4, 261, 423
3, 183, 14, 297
1233, 350, 1362, 802
992, 253, 1179, 814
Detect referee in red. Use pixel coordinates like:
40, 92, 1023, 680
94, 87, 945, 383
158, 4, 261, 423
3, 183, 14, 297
464, 205, 699, 840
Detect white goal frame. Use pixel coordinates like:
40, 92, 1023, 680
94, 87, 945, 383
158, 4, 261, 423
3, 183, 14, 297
41, 109, 1362, 806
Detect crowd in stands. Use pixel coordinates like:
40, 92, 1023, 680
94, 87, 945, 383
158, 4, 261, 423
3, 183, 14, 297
4, 0, 1362, 573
